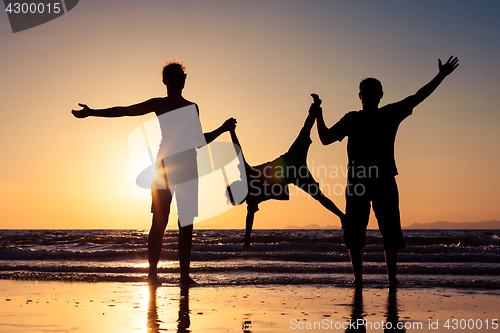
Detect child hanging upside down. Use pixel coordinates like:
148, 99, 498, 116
227, 94, 346, 249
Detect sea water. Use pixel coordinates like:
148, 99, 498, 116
0, 229, 499, 289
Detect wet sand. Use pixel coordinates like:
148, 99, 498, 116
0, 280, 498, 332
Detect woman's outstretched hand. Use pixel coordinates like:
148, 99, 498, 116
222, 117, 237, 132
71, 103, 91, 118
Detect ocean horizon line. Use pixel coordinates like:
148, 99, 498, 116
1, 219, 500, 231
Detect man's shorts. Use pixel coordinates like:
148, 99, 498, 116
343, 176, 406, 251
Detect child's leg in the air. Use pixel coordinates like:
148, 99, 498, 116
295, 174, 346, 227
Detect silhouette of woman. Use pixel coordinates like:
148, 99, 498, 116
72, 61, 235, 287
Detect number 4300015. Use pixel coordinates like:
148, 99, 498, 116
5, 2, 61, 14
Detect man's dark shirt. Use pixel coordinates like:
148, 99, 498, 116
329, 99, 413, 178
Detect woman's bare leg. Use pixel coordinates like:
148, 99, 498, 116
148, 210, 169, 287
178, 218, 196, 285
178, 223, 193, 284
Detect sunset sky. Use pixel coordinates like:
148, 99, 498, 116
1, 0, 499, 229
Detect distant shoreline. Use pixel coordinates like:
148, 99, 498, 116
1, 220, 499, 230
283, 220, 500, 230
403, 220, 500, 229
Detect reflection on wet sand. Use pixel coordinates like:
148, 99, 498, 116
147, 288, 161, 332
242, 314, 252, 333
345, 286, 405, 332
148, 287, 191, 333
385, 286, 405, 332
178, 287, 191, 333
346, 286, 365, 333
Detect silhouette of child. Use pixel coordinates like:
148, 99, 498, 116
226, 94, 346, 249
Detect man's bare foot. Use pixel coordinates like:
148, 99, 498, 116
180, 277, 198, 287
388, 278, 399, 286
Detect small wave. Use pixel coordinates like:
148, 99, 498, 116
1, 272, 499, 290
2, 261, 499, 276
2, 230, 499, 249
2, 246, 499, 263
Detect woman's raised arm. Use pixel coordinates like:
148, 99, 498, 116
71, 98, 162, 118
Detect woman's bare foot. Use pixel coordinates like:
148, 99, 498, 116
180, 276, 197, 287
148, 275, 162, 289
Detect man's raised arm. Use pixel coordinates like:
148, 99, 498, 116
309, 94, 339, 146
404, 56, 459, 108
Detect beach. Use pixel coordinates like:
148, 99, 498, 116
1, 0, 499, 332
1, 229, 499, 331
1, 280, 499, 333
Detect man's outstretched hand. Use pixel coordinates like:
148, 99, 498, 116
438, 56, 459, 77
71, 103, 91, 118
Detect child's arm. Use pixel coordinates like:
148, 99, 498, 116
230, 127, 255, 249
241, 210, 255, 250
229, 128, 241, 148
229, 128, 251, 172
71, 98, 162, 118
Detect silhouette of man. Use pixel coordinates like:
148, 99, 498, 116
72, 61, 236, 287
312, 56, 459, 285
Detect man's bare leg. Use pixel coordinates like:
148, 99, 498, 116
385, 249, 398, 285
